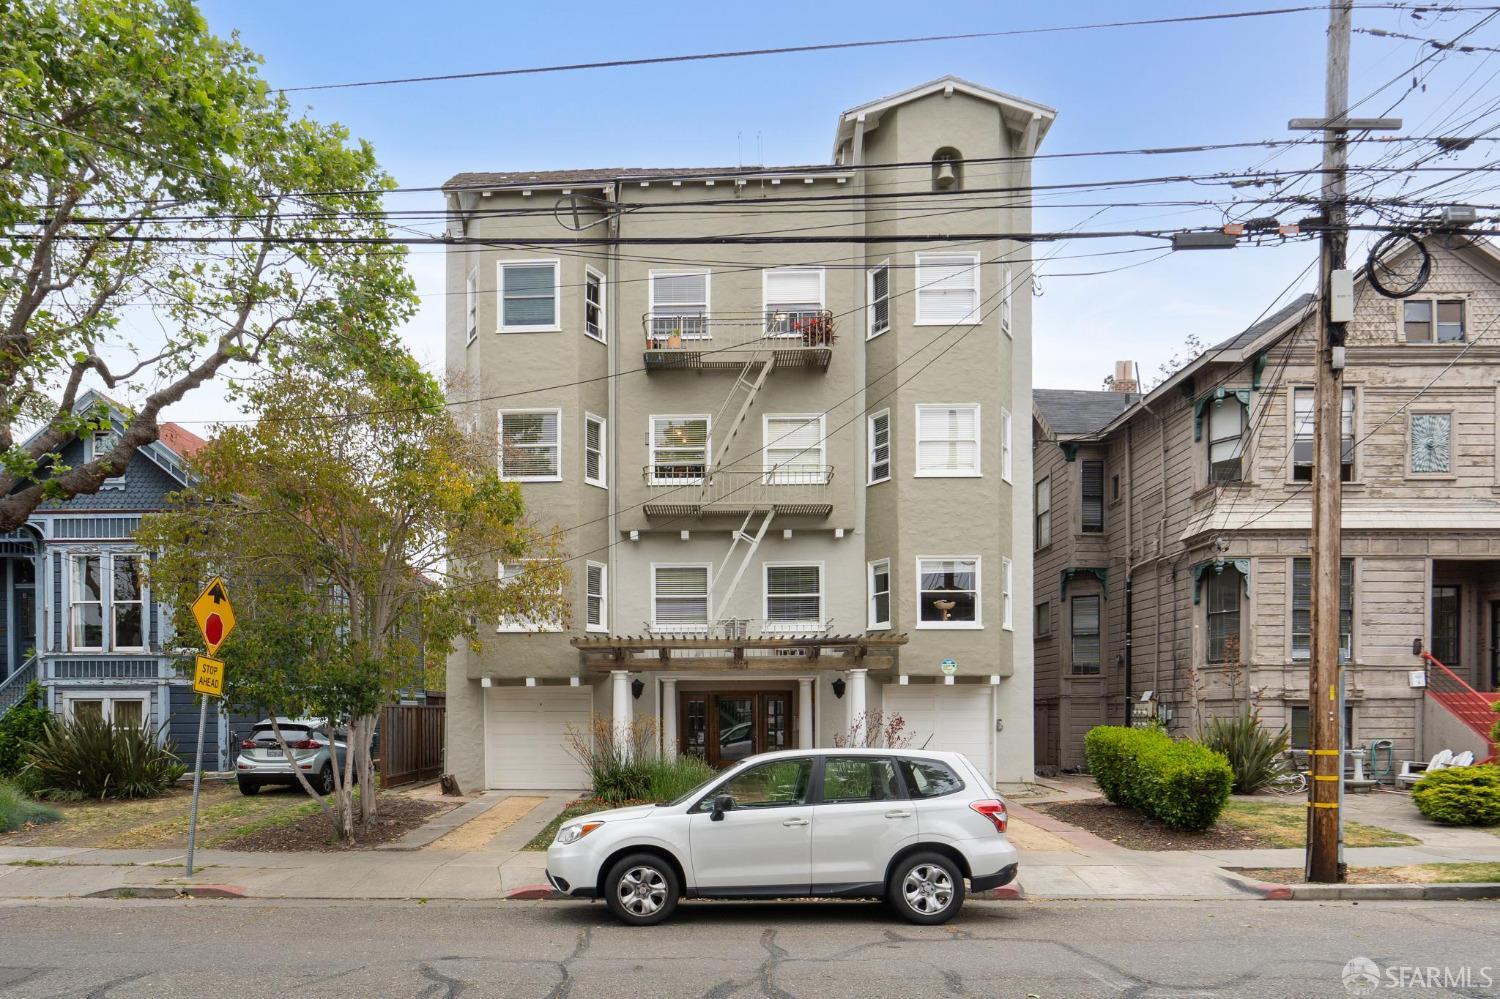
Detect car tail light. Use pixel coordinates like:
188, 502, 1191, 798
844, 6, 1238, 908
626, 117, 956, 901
969, 799, 1008, 833
240, 739, 255, 749
287, 740, 319, 750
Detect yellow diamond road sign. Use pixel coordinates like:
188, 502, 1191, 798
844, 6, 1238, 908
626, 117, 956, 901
193, 655, 225, 698
191, 576, 235, 656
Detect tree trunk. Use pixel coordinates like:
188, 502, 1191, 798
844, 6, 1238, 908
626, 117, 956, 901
357, 711, 379, 823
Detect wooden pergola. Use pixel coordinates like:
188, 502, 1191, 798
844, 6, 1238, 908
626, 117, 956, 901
570, 632, 909, 673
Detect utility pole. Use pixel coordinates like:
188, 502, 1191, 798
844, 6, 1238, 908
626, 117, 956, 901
1290, 1, 1399, 883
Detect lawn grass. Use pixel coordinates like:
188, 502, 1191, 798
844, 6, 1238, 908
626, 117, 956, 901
1219, 800, 1419, 848
523, 798, 628, 851
1237, 862, 1500, 885
0, 781, 59, 833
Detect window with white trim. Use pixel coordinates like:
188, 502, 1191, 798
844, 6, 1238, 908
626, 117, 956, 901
498, 260, 560, 332
914, 252, 980, 325
1403, 298, 1465, 343
466, 269, 479, 344
1208, 395, 1247, 483
1292, 387, 1354, 481
763, 268, 824, 337
585, 561, 607, 632
70, 554, 104, 650
1001, 263, 1014, 335
499, 410, 561, 481
648, 270, 709, 341
584, 413, 607, 488
867, 410, 891, 484
1035, 476, 1052, 549
1291, 557, 1352, 662
868, 559, 891, 630
497, 560, 564, 633
917, 557, 980, 628
765, 564, 823, 628
915, 404, 980, 477
62, 690, 148, 726
111, 554, 146, 650
584, 268, 605, 342
867, 262, 891, 339
1000, 407, 1013, 483
764, 414, 826, 484
87, 428, 126, 487
653, 565, 710, 630
1001, 556, 1013, 631
649, 416, 710, 484
1071, 596, 1101, 675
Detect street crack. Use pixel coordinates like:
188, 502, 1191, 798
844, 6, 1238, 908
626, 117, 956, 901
543, 925, 592, 999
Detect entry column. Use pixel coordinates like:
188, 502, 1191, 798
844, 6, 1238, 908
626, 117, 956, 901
661, 677, 678, 759
797, 677, 814, 749
847, 668, 867, 745
611, 669, 632, 757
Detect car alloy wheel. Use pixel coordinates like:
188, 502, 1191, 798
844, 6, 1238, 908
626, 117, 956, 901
902, 863, 955, 916
318, 764, 334, 796
616, 865, 668, 918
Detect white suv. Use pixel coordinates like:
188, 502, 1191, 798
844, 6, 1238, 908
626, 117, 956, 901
545, 748, 1017, 926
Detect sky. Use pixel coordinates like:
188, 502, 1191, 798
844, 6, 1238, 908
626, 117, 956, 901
144, 0, 1500, 426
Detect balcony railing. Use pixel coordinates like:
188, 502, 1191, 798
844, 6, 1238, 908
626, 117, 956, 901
642, 464, 834, 517
641, 311, 836, 370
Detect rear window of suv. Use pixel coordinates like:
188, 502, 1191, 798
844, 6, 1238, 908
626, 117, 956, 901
898, 759, 965, 798
250, 726, 311, 744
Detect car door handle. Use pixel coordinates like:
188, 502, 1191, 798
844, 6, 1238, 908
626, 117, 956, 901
782, 817, 809, 827
884, 810, 913, 819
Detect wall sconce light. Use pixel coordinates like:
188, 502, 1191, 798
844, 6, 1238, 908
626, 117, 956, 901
831, 677, 846, 699
631, 678, 645, 700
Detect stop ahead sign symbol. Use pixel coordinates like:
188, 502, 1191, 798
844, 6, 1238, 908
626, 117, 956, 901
204, 613, 224, 647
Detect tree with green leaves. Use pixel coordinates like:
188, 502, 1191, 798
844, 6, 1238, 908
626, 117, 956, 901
0, 0, 416, 528
139, 365, 568, 841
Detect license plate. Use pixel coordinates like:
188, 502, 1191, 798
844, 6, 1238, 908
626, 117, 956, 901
264, 748, 282, 757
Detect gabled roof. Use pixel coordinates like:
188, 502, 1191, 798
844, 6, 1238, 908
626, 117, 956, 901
1034, 389, 1140, 439
158, 422, 207, 458
833, 75, 1057, 153
21, 389, 197, 487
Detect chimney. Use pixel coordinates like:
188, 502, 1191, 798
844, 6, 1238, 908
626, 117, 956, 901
1110, 360, 1139, 393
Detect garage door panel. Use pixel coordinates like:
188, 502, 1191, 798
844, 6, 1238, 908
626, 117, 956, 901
883, 685, 993, 783
484, 687, 592, 790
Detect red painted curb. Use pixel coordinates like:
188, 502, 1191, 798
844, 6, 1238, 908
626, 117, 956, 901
1257, 882, 1293, 900
975, 885, 1025, 900
182, 884, 246, 899
506, 884, 561, 900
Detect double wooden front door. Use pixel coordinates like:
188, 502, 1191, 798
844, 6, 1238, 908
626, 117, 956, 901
680, 690, 793, 768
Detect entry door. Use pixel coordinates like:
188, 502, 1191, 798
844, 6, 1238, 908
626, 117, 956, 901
1490, 601, 1500, 690
681, 690, 793, 768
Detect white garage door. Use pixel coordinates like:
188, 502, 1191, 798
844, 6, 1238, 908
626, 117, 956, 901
484, 686, 592, 790
882, 684, 994, 784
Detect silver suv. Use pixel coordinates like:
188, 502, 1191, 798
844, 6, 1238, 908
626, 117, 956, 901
235, 718, 348, 796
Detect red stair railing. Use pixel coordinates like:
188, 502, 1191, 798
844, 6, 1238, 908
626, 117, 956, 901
1420, 651, 1498, 762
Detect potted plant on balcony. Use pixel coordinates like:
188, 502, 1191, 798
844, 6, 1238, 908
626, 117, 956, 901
793, 313, 836, 347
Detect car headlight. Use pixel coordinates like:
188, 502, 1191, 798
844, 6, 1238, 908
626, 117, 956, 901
555, 821, 603, 845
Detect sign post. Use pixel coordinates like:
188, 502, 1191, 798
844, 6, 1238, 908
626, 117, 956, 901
185, 577, 235, 878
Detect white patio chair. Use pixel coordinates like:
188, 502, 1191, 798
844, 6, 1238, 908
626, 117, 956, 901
1450, 750, 1475, 768
1396, 749, 1453, 789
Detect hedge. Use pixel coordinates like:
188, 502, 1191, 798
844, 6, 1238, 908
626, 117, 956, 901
1412, 765, 1500, 826
1084, 725, 1234, 832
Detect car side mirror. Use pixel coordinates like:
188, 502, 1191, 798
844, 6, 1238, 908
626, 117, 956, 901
710, 794, 734, 821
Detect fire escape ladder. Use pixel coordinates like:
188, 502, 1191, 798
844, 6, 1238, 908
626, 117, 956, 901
700, 357, 772, 503
710, 508, 775, 626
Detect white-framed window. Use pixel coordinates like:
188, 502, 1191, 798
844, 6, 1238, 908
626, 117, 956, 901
1208, 395, 1247, 483
1001, 556, 1013, 631
1000, 407, 1013, 483
1409, 411, 1453, 475
648, 270, 710, 341
1001, 262, 1014, 335
1035, 476, 1052, 549
867, 262, 891, 339
584, 413, 607, 488
764, 414, 826, 484
498, 409, 562, 481
917, 556, 981, 629
914, 251, 980, 325
584, 267, 605, 343
111, 553, 147, 651
649, 415, 710, 484
466, 269, 479, 344
498, 259, 560, 332
1071, 596, 1101, 675
763, 267, 825, 337
915, 404, 980, 477
868, 559, 891, 630
652, 564, 711, 631
867, 409, 891, 484
497, 560, 565, 633
585, 561, 608, 633
1291, 557, 1353, 662
1292, 387, 1354, 481
764, 563, 823, 630
69, 554, 104, 650
1403, 298, 1465, 343
61, 689, 149, 726
86, 428, 126, 487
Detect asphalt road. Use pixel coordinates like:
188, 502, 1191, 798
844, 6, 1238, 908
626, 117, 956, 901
1, 897, 1498, 997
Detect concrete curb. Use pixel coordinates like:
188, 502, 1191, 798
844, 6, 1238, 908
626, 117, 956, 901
505, 884, 562, 900
500, 883, 1026, 903
1219, 870, 1500, 901
973, 884, 1026, 901
180, 884, 247, 899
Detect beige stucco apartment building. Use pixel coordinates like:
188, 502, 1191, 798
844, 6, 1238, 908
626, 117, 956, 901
443, 78, 1053, 791
1032, 238, 1500, 773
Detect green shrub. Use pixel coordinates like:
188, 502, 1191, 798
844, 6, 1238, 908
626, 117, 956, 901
1412, 765, 1500, 826
1084, 725, 1234, 832
0, 778, 59, 832
0, 682, 52, 778
641, 756, 715, 803
21, 713, 186, 800
1202, 710, 1291, 794
563, 715, 715, 805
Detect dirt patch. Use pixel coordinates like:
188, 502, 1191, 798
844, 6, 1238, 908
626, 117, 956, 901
1234, 862, 1500, 885
423, 795, 546, 852
213, 794, 453, 852
1032, 799, 1271, 851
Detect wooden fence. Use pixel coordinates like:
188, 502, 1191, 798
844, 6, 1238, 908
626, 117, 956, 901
378, 703, 445, 787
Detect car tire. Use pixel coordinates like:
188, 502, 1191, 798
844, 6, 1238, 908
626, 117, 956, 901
237, 779, 259, 796
317, 763, 335, 796
888, 852, 965, 925
603, 853, 680, 926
